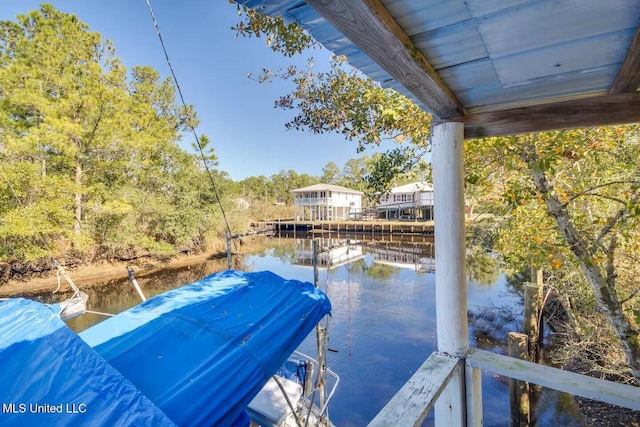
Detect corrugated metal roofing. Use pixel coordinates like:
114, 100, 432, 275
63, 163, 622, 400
239, 0, 640, 132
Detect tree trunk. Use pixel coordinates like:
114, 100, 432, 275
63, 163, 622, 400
522, 149, 640, 384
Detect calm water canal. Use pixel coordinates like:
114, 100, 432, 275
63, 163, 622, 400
26, 234, 554, 426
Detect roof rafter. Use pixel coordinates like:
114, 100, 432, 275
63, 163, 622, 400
610, 24, 640, 94
305, 0, 466, 119
450, 92, 640, 139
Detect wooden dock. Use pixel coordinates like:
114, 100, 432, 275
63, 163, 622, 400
264, 220, 434, 235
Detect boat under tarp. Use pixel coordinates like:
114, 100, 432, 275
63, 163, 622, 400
80, 270, 332, 426
0, 298, 175, 426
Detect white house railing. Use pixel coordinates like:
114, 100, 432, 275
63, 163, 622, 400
377, 200, 433, 209
378, 194, 435, 208
294, 197, 330, 205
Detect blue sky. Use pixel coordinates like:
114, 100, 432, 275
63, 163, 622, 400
0, 1, 396, 181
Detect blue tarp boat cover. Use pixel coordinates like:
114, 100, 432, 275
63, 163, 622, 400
80, 270, 331, 426
0, 298, 175, 427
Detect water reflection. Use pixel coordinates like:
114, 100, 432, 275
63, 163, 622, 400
292, 238, 366, 269
246, 235, 516, 426
467, 250, 501, 286
22, 258, 229, 331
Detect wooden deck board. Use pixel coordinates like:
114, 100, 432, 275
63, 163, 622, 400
368, 352, 460, 426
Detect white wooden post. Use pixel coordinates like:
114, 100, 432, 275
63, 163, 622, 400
433, 121, 467, 355
466, 366, 483, 426
432, 121, 470, 426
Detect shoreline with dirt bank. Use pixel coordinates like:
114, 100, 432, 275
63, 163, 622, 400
0, 250, 223, 297
0, 236, 269, 297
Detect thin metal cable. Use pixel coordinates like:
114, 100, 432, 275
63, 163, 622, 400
144, 0, 234, 240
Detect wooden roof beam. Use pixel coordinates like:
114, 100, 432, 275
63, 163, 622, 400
449, 92, 640, 139
610, 24, 640, 94
305, 0, 466, 119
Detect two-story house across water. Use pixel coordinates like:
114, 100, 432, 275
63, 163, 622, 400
377, 182, 434, 221
291, 184, 363, 221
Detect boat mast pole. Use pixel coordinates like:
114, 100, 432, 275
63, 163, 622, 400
226, 230, 232, 270
312, 239, 327, 420
312, 239, 319, 286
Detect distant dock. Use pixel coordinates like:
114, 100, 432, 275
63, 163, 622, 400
261, 220, 434, 235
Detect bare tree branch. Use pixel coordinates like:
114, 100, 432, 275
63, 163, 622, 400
571, 192, 628, 205
620, 285, 640, 305
591, 189, 640, 253
563, 180, 640, 207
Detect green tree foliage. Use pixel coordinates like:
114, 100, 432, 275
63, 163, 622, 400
234, 6, 435, 201
238, 170, 319, 209
1, 4, 130, 257
233, 8, 432, 198
0, 5, 231, 263
341, 158, 367, 191
231, 1, 318, 57
466, 127, 640, 381
271, 56, 432, 200
321, 162, 341, 185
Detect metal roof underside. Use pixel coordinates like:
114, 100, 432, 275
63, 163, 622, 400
291, 183, 364, 194
238, 0, 640, 138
